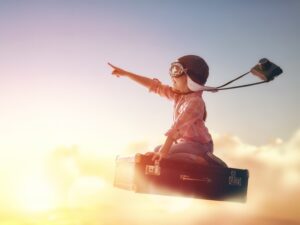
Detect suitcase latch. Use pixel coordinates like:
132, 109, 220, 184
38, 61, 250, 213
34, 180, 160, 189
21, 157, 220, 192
145, 160, 161, 176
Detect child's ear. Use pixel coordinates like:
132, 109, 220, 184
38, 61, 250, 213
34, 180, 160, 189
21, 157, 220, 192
182, 74, 188, 81
183, 76, 192, 92
183, 75, 189, 84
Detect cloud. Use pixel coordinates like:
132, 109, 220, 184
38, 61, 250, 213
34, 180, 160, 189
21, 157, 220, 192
123, 140, 153, 154
41, 130, 300, 225
213, 130, 300, 222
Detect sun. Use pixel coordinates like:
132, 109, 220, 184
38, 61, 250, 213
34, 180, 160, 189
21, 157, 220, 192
17, 174, 57, 212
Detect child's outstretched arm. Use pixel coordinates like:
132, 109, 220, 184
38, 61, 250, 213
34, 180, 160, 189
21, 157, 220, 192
108, 63, 153, 89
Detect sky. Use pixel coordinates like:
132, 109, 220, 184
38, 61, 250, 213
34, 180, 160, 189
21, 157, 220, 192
0, 0, 300, 224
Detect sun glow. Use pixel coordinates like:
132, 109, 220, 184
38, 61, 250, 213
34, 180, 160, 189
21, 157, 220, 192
17, 174, 57, 212
148, 194, 194, 213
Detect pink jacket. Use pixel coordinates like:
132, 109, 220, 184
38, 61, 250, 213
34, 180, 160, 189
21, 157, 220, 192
149, 79, 212, 144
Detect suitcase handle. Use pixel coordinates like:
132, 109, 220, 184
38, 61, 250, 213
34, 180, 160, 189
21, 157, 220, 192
180, 175, 212, 183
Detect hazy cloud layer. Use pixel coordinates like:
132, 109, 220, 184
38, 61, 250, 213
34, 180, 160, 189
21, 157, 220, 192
26, 130, 300, 224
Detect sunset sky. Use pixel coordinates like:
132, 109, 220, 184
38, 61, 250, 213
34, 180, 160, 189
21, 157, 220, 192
0, 1, 300, 224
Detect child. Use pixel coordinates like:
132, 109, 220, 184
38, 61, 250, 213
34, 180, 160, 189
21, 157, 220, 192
108, 55, 227, 167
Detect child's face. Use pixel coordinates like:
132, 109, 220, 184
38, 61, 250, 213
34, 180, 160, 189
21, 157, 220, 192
171, 74, 190, 93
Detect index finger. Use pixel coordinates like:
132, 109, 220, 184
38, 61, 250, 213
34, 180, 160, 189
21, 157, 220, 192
107, 62, 117, 69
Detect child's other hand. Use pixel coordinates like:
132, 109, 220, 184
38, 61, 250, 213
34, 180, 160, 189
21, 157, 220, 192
108, 62, 129, 77
151, 152, 167, 162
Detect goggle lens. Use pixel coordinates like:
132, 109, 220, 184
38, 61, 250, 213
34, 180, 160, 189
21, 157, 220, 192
169, 62, 186, 77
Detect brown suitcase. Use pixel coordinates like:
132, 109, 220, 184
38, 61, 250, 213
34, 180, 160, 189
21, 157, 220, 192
114, 153, 249, 202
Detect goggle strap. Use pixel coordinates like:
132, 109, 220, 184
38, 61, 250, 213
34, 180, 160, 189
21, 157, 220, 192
203, 71, 270, 92
216, 81, 268, 91
216, 71, 250, 88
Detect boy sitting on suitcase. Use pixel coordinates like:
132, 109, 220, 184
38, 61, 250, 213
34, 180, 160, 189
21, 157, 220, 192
108, 55, 226, 167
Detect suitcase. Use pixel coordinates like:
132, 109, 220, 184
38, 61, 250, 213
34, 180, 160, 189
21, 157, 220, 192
114, 153, 249, 202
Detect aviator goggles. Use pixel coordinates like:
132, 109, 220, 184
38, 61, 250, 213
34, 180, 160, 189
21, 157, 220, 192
169, 62, 188, 78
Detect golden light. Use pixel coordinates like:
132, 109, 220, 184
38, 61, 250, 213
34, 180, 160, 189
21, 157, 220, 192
166, 197, 194, 213
67, 176, 107, 208
17, 174, 58, 212
147, 194, 194, 213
